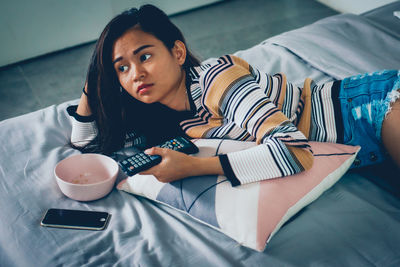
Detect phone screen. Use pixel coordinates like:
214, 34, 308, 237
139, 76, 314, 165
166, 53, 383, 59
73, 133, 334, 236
41, 208, 110, 230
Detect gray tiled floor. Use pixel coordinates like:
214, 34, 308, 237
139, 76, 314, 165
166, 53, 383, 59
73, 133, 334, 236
0, 0, 337, 121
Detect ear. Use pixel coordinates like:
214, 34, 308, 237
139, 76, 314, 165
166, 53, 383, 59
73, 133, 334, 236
172, 40, 187, 66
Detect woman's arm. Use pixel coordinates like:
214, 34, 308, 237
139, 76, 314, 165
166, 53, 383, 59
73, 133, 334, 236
76, 84, 92, 116
67, 84, 97, 147
200, 55, 313, 185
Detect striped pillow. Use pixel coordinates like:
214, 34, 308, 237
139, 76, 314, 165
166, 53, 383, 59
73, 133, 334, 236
117, 139, 359, 251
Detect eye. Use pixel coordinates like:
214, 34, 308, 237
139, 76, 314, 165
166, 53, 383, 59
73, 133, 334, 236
140, 54, 151, 62
118, 65, 128, 72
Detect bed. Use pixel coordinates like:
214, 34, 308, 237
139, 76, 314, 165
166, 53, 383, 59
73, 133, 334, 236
1, 2, 400, 266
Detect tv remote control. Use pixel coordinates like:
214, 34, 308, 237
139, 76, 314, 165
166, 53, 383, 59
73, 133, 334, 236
119, 136, 198, 176
157, 137, 199, 154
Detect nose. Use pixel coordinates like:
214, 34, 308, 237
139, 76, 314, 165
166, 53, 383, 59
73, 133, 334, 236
132, 64, 146, 82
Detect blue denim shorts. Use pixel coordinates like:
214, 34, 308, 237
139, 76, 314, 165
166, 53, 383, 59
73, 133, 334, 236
339, 70, 400, 168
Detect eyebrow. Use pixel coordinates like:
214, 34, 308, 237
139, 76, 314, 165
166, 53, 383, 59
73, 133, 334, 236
112, 44, 154, 65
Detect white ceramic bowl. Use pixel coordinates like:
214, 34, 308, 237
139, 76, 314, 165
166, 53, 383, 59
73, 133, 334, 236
54, 153, 119, 201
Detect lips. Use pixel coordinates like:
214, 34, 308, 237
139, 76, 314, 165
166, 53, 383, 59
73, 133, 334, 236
137, 83, 153, 93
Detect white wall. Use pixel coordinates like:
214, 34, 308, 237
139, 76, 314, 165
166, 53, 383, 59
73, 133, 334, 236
317, 0, 397, 14
0, 0, 222, 67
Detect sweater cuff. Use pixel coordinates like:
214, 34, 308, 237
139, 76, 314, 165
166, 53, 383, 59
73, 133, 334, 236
218, 154, 241, 187
67, 105, 94, 123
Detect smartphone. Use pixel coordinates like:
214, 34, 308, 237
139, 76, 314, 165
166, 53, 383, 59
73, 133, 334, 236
40, 208, 111, 230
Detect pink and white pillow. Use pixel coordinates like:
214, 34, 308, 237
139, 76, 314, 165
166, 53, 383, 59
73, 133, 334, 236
117, 139, 359, 251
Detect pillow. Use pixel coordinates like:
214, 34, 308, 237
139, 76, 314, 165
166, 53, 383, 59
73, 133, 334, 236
117, 139, 359, 251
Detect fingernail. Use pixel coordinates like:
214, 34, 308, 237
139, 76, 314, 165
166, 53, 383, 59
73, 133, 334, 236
144, 149, 151, 154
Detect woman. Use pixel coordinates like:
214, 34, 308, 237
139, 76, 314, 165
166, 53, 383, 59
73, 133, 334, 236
68, 5, 400, 186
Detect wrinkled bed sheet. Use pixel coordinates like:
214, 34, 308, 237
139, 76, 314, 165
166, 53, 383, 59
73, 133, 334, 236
264, 13, 400, 79
1, 12, 400, 267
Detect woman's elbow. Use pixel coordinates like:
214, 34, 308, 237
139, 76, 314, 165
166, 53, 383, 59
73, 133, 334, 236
302, 149, 314, 171
290, 146, 314, 172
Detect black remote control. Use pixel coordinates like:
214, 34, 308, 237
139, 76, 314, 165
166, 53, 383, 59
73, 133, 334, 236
157, 136, 199, 154
119, 152, 162, 176
119, 136, 198, 176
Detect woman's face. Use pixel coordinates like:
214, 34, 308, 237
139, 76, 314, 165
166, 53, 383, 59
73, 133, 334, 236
111, 26, 187, 109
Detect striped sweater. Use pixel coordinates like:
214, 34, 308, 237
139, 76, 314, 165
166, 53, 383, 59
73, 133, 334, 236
69, 55, 342, 186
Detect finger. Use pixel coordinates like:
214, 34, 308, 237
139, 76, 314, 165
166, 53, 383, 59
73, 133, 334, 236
144, 146, 166, 156
144, 147, 157, 155
139, 169, 151, 175
139, 165, 158, 176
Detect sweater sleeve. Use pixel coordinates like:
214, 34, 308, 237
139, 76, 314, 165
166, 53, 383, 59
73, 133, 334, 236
200, 55, 313, 186
67, 105, 97, 147
67, 105, 147, 149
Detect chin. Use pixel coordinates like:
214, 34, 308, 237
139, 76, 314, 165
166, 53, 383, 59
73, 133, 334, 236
138, 97, 157, 105
127, 92, 156, 104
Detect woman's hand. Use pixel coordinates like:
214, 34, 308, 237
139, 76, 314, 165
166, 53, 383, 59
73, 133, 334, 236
140, 147, 224, 183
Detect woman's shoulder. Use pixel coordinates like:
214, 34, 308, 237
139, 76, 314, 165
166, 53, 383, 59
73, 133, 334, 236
215, 54, 250, 68
191, 55, 251, 82
189, 54, 251, 79
204, 54, 250, 69
188, 58, 217, 80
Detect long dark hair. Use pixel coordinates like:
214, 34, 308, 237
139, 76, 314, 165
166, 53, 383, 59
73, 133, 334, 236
80, 4, 200, 154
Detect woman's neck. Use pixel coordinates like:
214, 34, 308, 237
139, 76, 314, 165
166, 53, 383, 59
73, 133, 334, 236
160, 71, 190, 112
